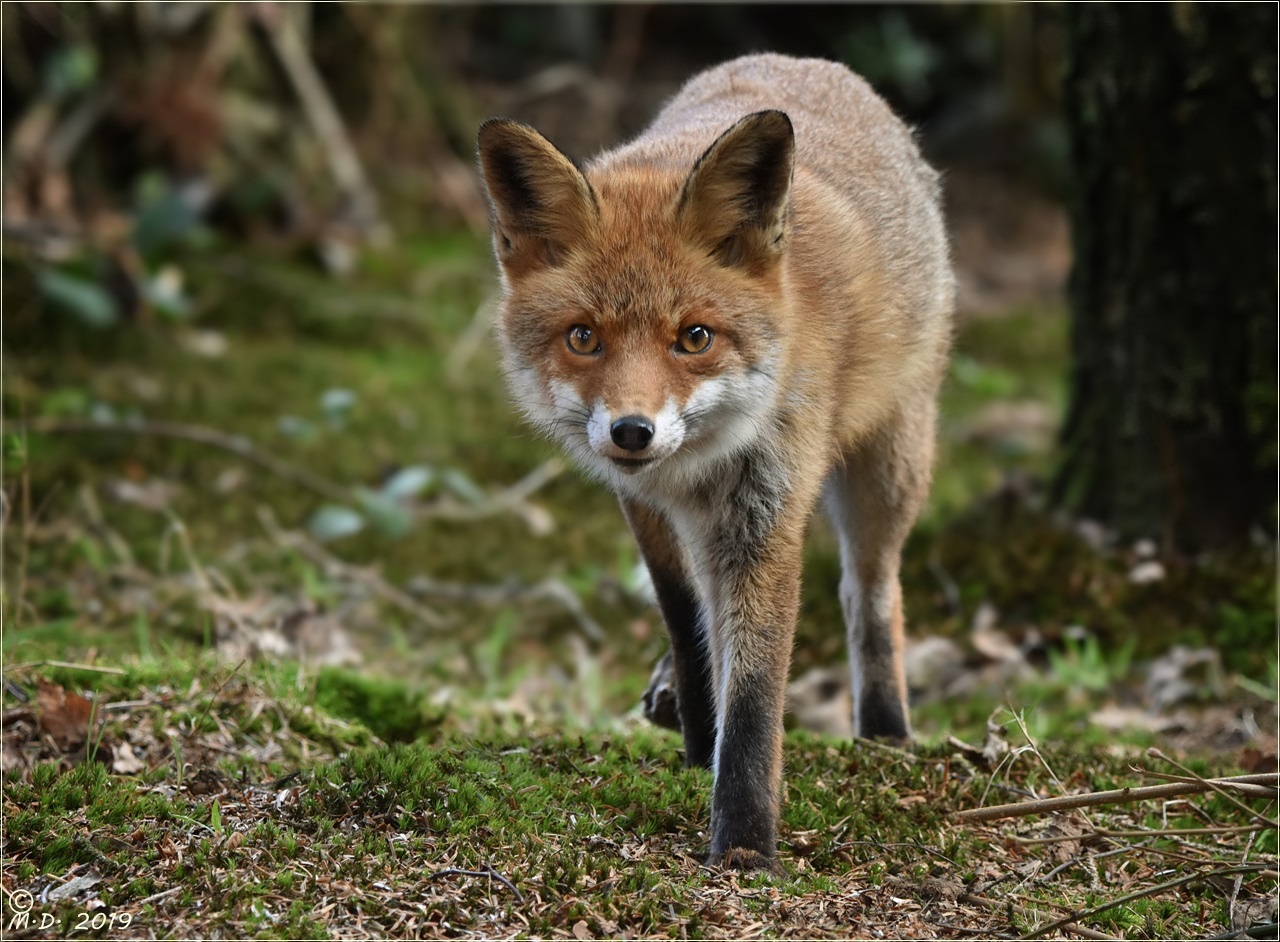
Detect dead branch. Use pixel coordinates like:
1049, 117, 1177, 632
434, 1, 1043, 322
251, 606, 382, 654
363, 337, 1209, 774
957, 773, 1280, 824
407, 574, 603, 643
256, 6, 387, 244
27, 416, 352, 503
1146, 748, 1280, 829
258, 508, 447, 630
420, 459, 565, 523
961, 893, 1123, 941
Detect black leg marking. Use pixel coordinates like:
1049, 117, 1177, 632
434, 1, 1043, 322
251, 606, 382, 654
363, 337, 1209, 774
708, 677, 784, 872
647, 566, 716, 768
857, 687, 910, 742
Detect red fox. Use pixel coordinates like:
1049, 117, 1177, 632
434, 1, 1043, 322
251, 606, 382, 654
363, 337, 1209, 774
478, 54, 953, 872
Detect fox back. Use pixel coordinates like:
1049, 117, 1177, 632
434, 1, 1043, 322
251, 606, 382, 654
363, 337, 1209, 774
478, 54, 953, 872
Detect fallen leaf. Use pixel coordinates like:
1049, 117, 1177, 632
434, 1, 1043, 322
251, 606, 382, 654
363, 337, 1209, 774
48, 871, 102, 901
37, 679, 94, 750
1237, 746, 1279, 774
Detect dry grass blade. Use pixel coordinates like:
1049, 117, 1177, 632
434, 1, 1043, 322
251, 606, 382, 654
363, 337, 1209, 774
3, 661, 126, 676
426, 866, 525, 904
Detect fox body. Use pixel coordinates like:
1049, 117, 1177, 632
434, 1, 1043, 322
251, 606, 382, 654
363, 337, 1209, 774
478, 54, 953, 871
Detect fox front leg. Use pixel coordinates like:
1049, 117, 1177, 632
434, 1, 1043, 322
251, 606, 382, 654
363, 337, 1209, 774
699, 465, 812, 873
621, 499, 717, 768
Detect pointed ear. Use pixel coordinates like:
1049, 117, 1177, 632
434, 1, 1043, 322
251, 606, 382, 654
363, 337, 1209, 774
477, 118, 599, 277
677, 110, 795, 272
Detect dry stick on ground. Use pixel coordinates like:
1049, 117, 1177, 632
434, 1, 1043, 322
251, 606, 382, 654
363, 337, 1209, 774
957, 773, 1280, 825
29, 417, 351, 503
421, 459, 566, 523
960, 893, 1123, 942
407, 574, 603, 643
1017, 823, 1270, 844
1018, 864, 1270, 940
1146, 748, 1280, 829
258, 508, 447, 630
27, 419, 565, 528
3, 660, 126, 676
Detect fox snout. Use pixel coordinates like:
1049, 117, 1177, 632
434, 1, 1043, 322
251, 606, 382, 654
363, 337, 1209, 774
611, 415, 655, 452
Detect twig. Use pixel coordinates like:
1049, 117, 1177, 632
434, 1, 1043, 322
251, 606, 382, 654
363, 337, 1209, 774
258, 508, 447, 629
135, 885, 184, 908
258, 6, 386, 242
1017, 823, 1271, 844
421, 459, 565, 522
3, 660, 126, 675
27, 417, 352, 503
407, 574, 601, 642
1146, 750, 1280, 828
961, 893, 1123, 941
1018, 865, 1269, 940
958, 774, 1280, 824
426, 866, 524, 904
190, 659, 247, 737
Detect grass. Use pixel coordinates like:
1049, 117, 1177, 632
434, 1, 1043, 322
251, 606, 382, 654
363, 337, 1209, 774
3, 651, 1272, 938
3, 231, 1276, 938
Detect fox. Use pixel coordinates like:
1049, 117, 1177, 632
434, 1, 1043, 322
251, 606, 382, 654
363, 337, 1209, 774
477, 54, 953, 872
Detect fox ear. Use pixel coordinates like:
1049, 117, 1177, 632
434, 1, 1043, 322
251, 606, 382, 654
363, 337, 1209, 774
477, 119, 598, 278
677, 110, 794, 272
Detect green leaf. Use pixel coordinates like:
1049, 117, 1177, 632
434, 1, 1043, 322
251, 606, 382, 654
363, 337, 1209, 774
43, 46, 97, 100
952, 354, 1018, 397
144, 265, 191, 319
381, 466, 435, 501
133, 176, 206, 260
441, 468, 487, 505
354, 488, 413, 538
38, 268, 119, 328
308, 505, 365, 542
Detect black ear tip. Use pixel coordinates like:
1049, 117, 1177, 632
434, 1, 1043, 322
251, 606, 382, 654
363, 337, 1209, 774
477, 117, 513, 149
748, 110, 794, 139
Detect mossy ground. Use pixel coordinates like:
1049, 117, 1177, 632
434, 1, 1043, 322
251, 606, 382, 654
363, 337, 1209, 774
3, 234, 1275, 938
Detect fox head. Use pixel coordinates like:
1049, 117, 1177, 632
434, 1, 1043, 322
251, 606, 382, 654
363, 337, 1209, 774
477, 111, 795, 489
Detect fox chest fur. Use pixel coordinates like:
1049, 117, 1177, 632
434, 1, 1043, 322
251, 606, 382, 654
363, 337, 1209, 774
479, 53, 953, 872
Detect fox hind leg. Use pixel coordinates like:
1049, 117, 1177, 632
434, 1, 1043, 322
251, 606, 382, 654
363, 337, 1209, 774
825, 402, 937, 742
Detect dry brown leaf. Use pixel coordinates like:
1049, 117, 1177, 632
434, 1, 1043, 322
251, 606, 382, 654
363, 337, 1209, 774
1237, 745, 1279, 774
37, 678, 95, 750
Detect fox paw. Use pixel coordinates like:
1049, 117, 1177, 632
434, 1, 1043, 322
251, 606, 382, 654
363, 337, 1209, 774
707, 847, 783, 875
640, 650, 682, 732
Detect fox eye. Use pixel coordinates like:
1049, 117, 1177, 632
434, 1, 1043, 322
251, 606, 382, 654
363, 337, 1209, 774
676, 325, 714, 354
566, 324, 601, 355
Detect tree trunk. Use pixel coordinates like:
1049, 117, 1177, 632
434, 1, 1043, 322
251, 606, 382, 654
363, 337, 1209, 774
1055, 4, 1277, 550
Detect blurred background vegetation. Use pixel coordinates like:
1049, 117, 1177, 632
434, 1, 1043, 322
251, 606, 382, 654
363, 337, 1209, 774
3, 3, 1274, 744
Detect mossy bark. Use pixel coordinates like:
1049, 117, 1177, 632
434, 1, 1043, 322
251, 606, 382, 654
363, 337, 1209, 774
1055, 4, 1278, 550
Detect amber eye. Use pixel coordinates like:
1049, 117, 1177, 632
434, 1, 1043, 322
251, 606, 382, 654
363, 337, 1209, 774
677, 325, 714, 354
566, 324, 601, 355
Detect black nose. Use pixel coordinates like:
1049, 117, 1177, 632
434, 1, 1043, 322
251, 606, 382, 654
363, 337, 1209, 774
610, 415, 655, 452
